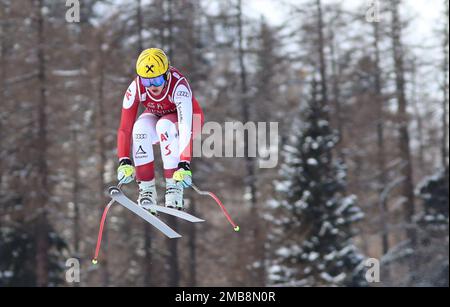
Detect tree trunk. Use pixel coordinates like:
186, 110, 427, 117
137, 0, 143, 51
72, 128, 80, 257
410, 58, 425, 173
95, 30, 109, 286
167, 215, 180, 287
372, 21, 391, 281
390, 0, 417, 282
329, 28, 344, 159
188, 199, 197, 286
237, 0, 264, 286
316, 0, 329, 114
372, 21, 390, 256
72, 7, 89, 275
442, 0, 449, 170
0, 0, 6, 192
35, 0, 49, 287
71, 128, 81, 287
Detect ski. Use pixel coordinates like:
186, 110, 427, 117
144, 205, 205, 223
108, 186, 182, 239
110, 186, 204, 223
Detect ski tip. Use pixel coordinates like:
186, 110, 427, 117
190, 217, 205, 223
92, 258, 98, 265
108, 186, 121, 196
234, 226, 240, 232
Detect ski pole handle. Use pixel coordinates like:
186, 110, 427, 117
191, 183, 240, 232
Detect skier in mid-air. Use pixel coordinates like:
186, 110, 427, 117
116, 48, 204, 213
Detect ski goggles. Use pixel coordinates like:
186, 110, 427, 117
141, 75, 166, 87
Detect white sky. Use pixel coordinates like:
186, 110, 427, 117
245, 0, 446, 104
246, 0, 445, 45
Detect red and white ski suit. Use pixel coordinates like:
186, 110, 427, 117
117, 67, 204, 181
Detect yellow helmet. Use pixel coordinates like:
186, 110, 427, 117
136, 48, 170, 78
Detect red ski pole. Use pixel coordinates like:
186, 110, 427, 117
191, 183, 240, 232
92, 182, 123, 265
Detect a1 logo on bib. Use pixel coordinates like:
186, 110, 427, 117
172, 72, 180, 79
123, 81, 137, 109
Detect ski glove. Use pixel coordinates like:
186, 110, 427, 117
173, 161, 192, 188
117, 158, 135, 184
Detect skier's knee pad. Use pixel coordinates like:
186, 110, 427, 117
133, 114, 159, 144
156, 118, 179, 170
156, 118, 178, 143
132, 116, 157, 166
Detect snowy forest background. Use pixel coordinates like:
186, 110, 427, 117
0, 0, 448, 287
